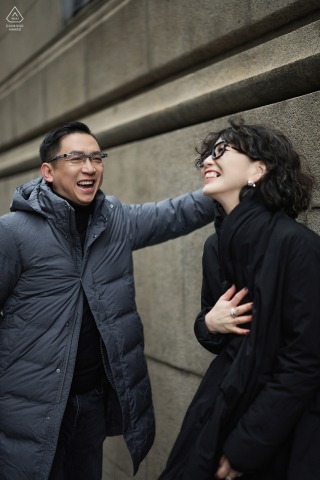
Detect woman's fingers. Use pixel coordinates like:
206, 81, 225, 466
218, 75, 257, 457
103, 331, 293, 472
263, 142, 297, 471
220, 284, 237, 301
215, 454, 241, 479
227, 314, 252, 334
221, 286, 250, 306
231, 302, 253, 317
231, 317, 252, 335
233, 314, 252, 324
233, 327, 250, 335
230, 286, 249, 305
205, 287, 253, 335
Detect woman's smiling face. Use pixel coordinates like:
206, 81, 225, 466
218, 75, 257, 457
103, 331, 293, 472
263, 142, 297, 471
200, 137, 265, 214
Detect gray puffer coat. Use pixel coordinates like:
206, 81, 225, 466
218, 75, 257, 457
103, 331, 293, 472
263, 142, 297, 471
0, 177, 214, 479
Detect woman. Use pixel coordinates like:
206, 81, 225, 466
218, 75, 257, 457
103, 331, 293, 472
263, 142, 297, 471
159, 119, 320, 480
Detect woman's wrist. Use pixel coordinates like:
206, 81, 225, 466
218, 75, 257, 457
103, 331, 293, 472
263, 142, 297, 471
205, 313, 218, 334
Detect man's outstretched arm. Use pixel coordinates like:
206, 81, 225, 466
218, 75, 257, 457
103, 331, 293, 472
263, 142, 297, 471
124, 190, 215, 250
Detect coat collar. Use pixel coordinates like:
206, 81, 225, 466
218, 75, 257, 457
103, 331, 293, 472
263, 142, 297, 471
11, 177, 115, 241
217, 194, 275, 290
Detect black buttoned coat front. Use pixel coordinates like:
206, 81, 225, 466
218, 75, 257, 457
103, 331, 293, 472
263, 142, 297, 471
160, 196, 320, 480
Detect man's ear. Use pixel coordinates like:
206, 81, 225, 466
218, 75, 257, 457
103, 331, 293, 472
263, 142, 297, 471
41, 163, 54, 183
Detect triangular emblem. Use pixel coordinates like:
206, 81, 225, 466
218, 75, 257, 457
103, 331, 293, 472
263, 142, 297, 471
6, 7, 24, 23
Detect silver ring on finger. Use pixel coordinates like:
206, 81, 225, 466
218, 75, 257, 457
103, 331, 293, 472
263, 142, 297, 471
230, 307, 238, 318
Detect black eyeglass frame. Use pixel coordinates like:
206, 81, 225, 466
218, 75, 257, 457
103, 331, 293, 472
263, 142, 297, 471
47, 151, 108, 164
196, 141, 242, 168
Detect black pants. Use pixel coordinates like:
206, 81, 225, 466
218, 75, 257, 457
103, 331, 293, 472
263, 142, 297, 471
49, 385, 108, 480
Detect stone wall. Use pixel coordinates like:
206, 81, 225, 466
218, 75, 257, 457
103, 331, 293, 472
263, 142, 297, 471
0, 1, 319, 478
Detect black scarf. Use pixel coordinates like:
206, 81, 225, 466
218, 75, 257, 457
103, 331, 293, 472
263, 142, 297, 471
218, 196, 285, 433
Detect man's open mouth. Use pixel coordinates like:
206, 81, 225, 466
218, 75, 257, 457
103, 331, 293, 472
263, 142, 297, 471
77, 180, 95, 189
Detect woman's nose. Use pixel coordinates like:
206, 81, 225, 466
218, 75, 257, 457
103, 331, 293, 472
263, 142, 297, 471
203, 154, 213, 167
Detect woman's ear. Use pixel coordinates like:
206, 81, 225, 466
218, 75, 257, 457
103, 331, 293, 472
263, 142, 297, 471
257, 161, 267, 176
250, 160, 267, 183
41, 163, 54, 184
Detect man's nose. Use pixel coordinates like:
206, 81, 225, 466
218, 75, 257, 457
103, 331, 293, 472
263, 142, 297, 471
82, 158, 96, 171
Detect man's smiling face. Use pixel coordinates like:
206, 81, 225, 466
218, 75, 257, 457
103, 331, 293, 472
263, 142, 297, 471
43, 132, 104, 205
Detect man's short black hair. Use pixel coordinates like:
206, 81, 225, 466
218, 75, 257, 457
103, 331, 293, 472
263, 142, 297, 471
39, 121, 98, 164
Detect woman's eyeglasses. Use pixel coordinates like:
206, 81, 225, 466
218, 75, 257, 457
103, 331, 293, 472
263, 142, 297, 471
196, 141, 241, 168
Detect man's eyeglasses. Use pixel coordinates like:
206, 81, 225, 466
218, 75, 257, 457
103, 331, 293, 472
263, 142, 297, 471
47, 151, 108, 166
196, 141, 241, 168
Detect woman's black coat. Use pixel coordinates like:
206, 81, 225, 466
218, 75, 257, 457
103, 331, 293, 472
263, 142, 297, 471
160, 196, 320, 480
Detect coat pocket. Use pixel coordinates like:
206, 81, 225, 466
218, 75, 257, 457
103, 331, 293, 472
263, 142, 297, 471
0, 314, 27, 376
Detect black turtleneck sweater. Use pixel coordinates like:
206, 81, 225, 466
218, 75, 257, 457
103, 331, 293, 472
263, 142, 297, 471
60, 197, 103, 394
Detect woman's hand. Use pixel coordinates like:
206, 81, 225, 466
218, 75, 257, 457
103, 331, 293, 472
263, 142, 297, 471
215, 454, 242, 479
205, 284, 252, 335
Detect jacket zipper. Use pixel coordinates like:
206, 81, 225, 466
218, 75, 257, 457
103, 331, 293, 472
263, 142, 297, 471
100, 338, 117, 391
56, 314, 78, 403
57, 206, 82, 402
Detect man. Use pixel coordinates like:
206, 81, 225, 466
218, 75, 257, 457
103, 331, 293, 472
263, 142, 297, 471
0, 121, 215, 480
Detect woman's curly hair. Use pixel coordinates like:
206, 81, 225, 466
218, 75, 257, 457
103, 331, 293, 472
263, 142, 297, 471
195, 118, 314, 218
